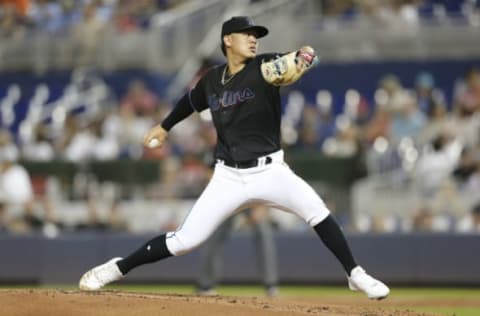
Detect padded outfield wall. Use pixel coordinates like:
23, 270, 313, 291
0, 232, 478, 285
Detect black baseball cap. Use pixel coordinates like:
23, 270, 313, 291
221, 16, 269, 55
221, 16, 269, 38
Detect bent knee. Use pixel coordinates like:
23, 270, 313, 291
305, 207, 330, 227
165, 231, 207, 256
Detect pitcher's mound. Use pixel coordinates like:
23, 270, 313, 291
0, 289, 435, 316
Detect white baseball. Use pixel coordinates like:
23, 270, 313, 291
147, 138, 160, 148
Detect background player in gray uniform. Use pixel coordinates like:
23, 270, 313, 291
196, 206, 278, 297
79, 16, 390, 300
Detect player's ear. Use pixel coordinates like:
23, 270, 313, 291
223, 34, 232, 50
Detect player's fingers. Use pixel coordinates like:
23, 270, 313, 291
143, 132, 151, 144
299, 45, 315, 56
143, 131, 156, 146
143, 125, 167, 147
295, 58, 308, 72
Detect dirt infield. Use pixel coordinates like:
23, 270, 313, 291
0, 289, 450, 316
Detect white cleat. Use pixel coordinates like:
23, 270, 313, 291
266, 286, 279, 298
79, 257, 123, 291
196, 288, 217, 296
348, 266, 390, 300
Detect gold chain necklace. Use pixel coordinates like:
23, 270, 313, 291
221, 65, 235, 85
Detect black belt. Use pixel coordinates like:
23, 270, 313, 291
219, 156, 273, 169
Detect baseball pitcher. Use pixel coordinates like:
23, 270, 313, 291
79, 16, 389, 300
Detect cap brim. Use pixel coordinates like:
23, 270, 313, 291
238, 25, 269, 38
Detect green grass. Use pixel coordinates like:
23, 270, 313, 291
108, 285, 480, 316
2, 284, 479, 316
101, 285, 480, 316
414, 307, 480, 316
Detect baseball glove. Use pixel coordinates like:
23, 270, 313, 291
261, 46, 319, 86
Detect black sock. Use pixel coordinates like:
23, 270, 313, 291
313, 215, 357, 276
116, 234, 173, 275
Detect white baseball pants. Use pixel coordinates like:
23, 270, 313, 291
165, 150, 330, 256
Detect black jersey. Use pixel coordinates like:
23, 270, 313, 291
188, 53, 282, 162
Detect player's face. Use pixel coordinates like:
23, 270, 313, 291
226, 30, 258, 59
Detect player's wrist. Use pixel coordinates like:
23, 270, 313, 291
159, 122, 169, 132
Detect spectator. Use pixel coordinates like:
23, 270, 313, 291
135, 0, 158, 29
27, 0, 63, 34
454, 156, 480, 210
55, 0, 83, 36
19, 123, 60, 233
0, 2, 27, 38
363, 102, 391, 145
113, 0, 139, 33
0, 150, 38, 233
90, 116, 120, 161
389, 91, 426, 144
315, 90, 336, 146
414, 71, 446, 116
452, 147, 478, 188
64, 116, 120, 162
71, 1, 106, 65
93, 0, 115, 25
117, 103, 156, 159
454, 67, 480, 118
320, 0, 357, 18
0, 0, 29, 17
173, 154, 210, 198
456, 203, 480, 233
120, 79, 159, 117
416, 102, 453, 148
379, 74, 405, 109
54, 113, 79, 155
411, 207, 452, 232
414, 133, 462, 199
297, 105, 322, 150
451, 67, 480, 148
63, 120, 97, 162
21, 123, 55, 161
322, 115, 359, 158
0, 129, 19, 162
360, 0, 420, 32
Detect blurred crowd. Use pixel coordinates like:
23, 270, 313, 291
0, 0, 195, 66
320, 0, 480, 19
286, 67, 480, 234
2, 0, 480, 40
0, 74, 216, 236
1, 65, 480, 236
0, 0, 189, 38
0, 0, 480, 235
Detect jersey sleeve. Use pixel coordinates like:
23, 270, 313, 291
160, 93, 194, 131
188, 75, 209, 112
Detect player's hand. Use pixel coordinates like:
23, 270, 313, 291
143, 125, 168, 148
295, 46, 318, 71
